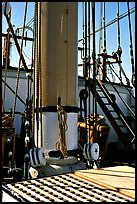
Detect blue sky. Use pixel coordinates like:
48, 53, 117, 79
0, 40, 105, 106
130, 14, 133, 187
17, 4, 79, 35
2, 2, 135, 85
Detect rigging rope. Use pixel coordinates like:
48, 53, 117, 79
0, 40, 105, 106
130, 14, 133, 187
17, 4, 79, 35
31, 4, 37, 149
127, 2, 135, 87
116, 2, 123, 82
56, 98, 68, 158
103, 2, 106, 53
82, 2, 85, 62
97, 2, 103, 80
91, 2, 98, 143
33, 2, 43, 148
34, 2, 39, 148
3, 3, 11, 109
102, 2, 107, 81
82, 2, 88, 140
78, 6, 135, 43
98, 2, 103, 55
88, 2, 91, 144
38, 2, 43, 147
84, 2, 88, 80
12, 2, 28, 121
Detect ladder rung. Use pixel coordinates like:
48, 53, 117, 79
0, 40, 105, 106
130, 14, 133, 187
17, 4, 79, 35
118, 125, 126, 128
113, 117, 120, 120
100, 96, 106, 98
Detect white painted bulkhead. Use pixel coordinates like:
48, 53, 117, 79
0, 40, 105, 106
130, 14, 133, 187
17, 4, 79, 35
2, 69, 28, 135
2, 70, 135, 147
2, 2, 135, 154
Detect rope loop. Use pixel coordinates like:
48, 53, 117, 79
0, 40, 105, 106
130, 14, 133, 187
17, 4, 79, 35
56, 104, 68, 158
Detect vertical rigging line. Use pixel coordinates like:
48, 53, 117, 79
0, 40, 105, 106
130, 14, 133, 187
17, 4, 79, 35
31, 6, 35, 149
92, 2, 97, 142
98, 2, 103, 80
12, 2, 28, 121
117, 2, 122, 82
36, 3, 40, 148
84, 2, 88, 81
38, 2, 43, 147
98, 2, 103, 55
88, 2, 91, 144
84, 2, 88, 137
82, 2, 85, 64
127, 2, 135, 87
103, 2, 106, 53
34, 2, 39, 148
117, 3, 121, 50
3, 9, 11, 106
66, 2, 69, 106
12, 2, 28, 162
102, 2, 107, 81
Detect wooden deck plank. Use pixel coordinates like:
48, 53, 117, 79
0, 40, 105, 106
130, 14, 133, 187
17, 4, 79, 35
74, 165, 135, 199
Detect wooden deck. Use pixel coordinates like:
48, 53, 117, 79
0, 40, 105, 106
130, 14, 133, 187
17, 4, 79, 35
74, 165, 135, 199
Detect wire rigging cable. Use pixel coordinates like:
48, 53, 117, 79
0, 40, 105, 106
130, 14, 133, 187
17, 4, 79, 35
38, 2, 43, 148
78, 6, 135, 43
34, 2, 39, 148
103, 2, 106, 54
98, 2, 103, 55
31, 5, 37, 149
116, 2, 123, 82
127, 2, 135, 87
88, 2, 91, 144
91, 2, 98, 143
83, 2, 88, 133
3, 3, 11, 108
102, 2, 107, 81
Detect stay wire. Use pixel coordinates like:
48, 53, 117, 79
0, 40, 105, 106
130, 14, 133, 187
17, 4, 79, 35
101, 2, 107, 81
78, 6, 135, 43
92, 2, 97, 143
31, 6, 36, 149
103, 2, 106, 53
117, 2, 122, 82
84, 2, 88, 137
38, 2, 43, 147
127, 2, 135, 86
34, 2, 39, 148
82, 2, 85, 64
98, 2, 103, 55
3, 8, 11, 106
88, 2, 91, 144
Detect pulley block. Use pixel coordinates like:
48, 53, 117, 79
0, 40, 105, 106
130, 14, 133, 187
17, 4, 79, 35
84, 142, 99, 161
29, 147, 46, 167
